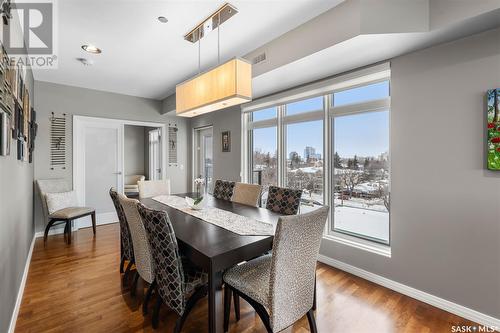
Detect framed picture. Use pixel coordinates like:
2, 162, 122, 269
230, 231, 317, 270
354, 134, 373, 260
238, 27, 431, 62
221, 130, 231, 152
487, 88, 500, 170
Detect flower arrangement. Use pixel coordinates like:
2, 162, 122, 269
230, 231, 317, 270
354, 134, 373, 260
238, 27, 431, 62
186, 178, 206, 210
194, 177, 205, 197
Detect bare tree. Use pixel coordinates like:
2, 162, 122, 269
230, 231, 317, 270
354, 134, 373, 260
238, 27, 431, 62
338, 169, 362, 198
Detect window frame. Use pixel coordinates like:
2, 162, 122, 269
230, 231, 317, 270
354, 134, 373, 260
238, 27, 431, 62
242, 64, 391, 253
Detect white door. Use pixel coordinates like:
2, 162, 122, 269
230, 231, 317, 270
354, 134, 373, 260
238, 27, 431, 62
148, 128, 162, 180
74, 118, 123, 227
194, 127, 213, 193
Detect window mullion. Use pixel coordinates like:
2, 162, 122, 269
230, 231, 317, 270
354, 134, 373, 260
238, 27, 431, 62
277, 104, 286, 187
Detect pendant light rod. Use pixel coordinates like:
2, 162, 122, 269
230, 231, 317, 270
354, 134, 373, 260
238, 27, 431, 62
183, 3, 238, 43
217, 12, 221, 64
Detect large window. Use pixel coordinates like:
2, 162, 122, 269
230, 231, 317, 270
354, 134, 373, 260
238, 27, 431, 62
244, 67, 390, 247
332, 111, 390, 243
252, 126, 277, 189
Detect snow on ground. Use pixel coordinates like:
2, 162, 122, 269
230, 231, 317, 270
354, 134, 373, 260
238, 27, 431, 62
334, 206, 389, 242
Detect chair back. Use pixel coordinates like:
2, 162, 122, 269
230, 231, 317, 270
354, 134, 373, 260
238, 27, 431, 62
265, 185, 302, 215
36, 179, 72, 225
138, 179, 171, 199
268, 206, 329, 332
125, 175, 145, 186
119, 194, 154, 284
109, 189, 134, 262
213, 179, 235, 201
231, 182, 262, 207
137, 203, 187, 316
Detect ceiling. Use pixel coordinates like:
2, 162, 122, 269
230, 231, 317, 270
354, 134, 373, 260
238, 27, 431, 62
252, 8, 500, 99
33, 0, 343, 100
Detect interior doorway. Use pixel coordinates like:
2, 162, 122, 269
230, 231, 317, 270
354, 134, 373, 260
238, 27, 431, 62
148, 128, 162, 181
74, 116, 166, 229
193, 126, 213, 194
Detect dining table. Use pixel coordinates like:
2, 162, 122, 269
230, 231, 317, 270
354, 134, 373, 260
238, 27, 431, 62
140, 192, 282, 333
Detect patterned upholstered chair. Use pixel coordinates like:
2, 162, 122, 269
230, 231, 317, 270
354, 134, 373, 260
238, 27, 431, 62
109, 189, 134, 274
231, 182, 262, 207
137, 203, 208, 331
37, 179, 96, 245
119, 194, 156, 314
138, 179, 171, 199
213, 179, 236, 201
265, 185, 303, 215
223, 206, 329, 333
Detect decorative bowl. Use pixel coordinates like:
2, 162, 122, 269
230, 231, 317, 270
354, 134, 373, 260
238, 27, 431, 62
185, 196, 205, 210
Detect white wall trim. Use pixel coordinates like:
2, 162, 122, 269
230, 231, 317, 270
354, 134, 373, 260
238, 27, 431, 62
8, 234, 36, 333
317, 254, 500, 329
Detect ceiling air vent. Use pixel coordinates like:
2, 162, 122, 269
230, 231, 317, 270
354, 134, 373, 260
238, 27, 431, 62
252, 52, 266, 65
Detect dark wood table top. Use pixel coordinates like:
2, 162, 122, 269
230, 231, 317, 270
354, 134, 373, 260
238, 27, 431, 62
140, 193, 281, 272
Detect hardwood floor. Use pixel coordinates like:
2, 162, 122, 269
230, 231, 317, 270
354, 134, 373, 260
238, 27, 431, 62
16, 224, 476, 332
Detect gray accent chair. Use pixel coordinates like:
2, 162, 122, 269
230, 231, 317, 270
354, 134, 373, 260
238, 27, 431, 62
118, 193, 156, 315
36, 178, 96, 244
223, 206, 329, 333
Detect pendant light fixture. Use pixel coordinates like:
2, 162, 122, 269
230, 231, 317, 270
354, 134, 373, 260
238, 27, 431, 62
176, 3, 252, 118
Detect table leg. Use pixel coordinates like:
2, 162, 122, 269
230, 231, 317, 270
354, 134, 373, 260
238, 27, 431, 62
208, 268, 223, 333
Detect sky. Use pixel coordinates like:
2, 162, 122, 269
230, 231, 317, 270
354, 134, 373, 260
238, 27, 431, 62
253, 81, 389, 159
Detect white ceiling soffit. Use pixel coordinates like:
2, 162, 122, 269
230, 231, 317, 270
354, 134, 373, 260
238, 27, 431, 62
33, 0, 343, 100
252, 8, 500, 99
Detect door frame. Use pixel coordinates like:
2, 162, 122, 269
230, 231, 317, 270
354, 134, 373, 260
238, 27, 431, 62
192, 125, 213, 192
73, 115, 167, 229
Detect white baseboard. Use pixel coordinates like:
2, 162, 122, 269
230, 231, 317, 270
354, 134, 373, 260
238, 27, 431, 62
317, 254, 500, 329
8, 234, 36, 333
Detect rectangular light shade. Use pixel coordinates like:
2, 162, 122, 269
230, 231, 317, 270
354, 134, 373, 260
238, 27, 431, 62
176, 58, 252, 117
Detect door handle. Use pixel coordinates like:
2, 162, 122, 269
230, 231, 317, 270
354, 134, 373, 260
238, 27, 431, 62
113, 171, 122, 175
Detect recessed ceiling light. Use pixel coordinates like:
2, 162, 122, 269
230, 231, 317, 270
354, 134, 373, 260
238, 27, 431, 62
81, 44, 102, 54
76, 58, 93, 66
157, 16, 168, 23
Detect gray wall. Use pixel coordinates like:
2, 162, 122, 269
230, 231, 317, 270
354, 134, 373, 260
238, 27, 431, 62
124, 125, 145, 176
33, 81, 190, 232
188, 106, 242, 186
0, 24, 35, 333
320, 28, 500, 318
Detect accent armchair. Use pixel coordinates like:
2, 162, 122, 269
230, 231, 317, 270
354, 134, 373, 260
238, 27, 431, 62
124, 175, 145, 194
36, 179, 96, 244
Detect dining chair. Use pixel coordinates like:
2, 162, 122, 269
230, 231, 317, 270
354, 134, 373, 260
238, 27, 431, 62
231, 182, 262, 207
109, 188, 135, 274
265, 185, 303, 215
213, 179, 236, 201
37, 179, 96, 245
119, 194, 157, 314
138, 179, 171, 199
223, 206, 329, 333
137, 203, 209, 331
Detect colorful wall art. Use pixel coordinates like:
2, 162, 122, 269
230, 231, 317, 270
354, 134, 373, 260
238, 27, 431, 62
487, 89, 500, 170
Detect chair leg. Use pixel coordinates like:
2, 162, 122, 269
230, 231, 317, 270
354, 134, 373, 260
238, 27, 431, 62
313, 275, 317, 311
119, 256, 125, 274
43, 219, 58, 244
63, 222, 68, 242
306, 308, 318, 333
143, 280, 156, 316
224, 286, 232, 332
233, 292, 241, 321
66, 220, 72, 244
123, 260, 134, 284
152, 297, 162, 329
91, 211, 96, 235
130, 271, 140, 297
174, 285, 208, 333
233, 289, 272, 333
